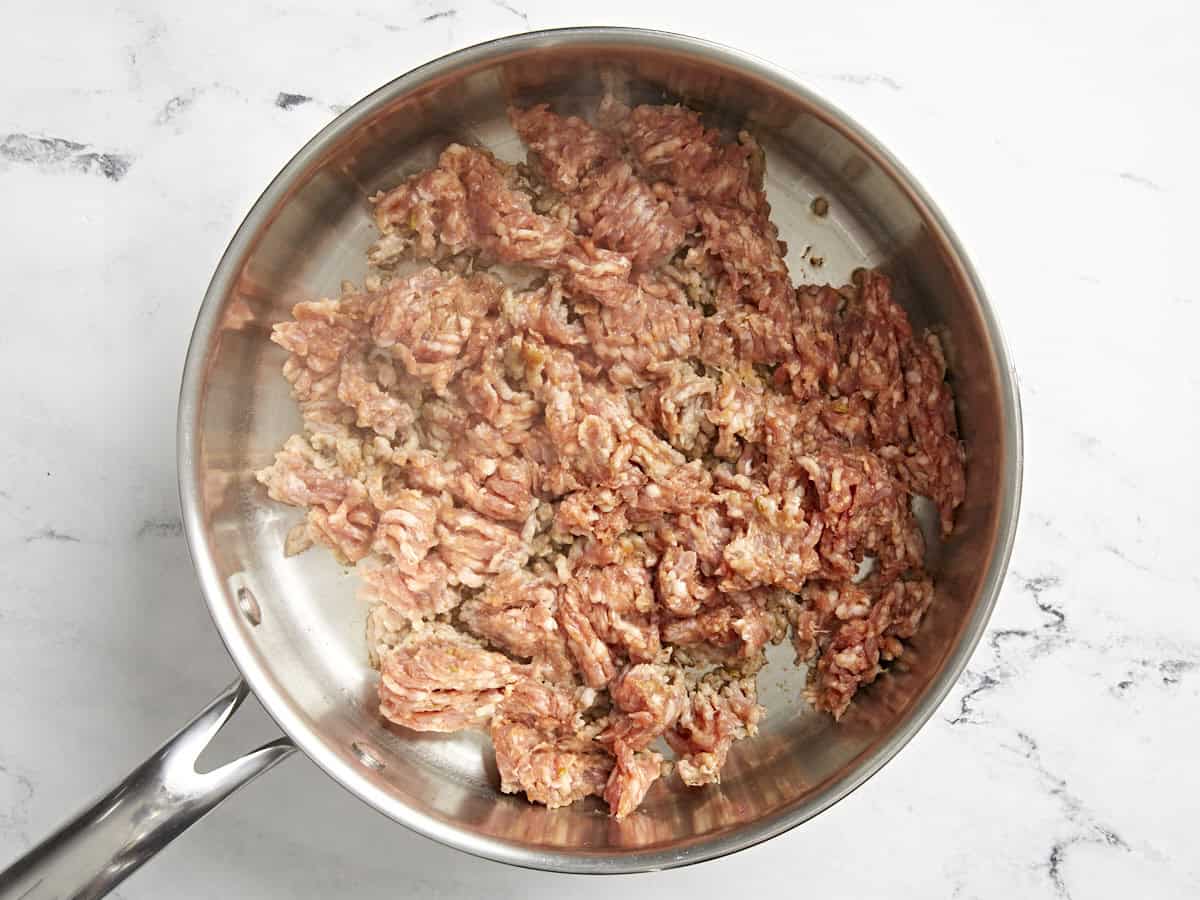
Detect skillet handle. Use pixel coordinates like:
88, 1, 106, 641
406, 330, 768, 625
0, 679, 295, 900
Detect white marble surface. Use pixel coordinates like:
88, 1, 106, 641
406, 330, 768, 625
2, 1, 1198, 897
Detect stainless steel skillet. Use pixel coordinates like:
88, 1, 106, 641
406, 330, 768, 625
0, 27, 1023, 899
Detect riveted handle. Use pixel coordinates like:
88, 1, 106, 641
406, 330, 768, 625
0, 680, 295, 900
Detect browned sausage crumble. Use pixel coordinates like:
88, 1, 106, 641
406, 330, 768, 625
257, 101, 966, 817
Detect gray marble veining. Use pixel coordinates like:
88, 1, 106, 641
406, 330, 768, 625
1, 0, 1197, 897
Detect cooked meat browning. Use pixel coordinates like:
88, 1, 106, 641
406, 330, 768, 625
258, 99, 966, 818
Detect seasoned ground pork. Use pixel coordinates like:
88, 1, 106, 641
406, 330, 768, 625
258, 99, 966, 817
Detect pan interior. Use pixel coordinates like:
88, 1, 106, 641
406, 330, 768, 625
185, 31, 1013, 871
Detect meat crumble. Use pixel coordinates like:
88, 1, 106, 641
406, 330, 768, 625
257, 101, 966, 817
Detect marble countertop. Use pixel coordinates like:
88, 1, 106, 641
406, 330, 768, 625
2, 1, 1197, 897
